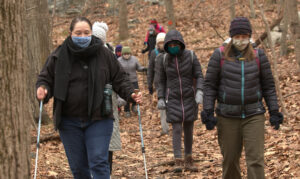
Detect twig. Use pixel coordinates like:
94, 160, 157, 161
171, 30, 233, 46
206, 21, 225, 41
31, 132, 60, 144
256, 0, 288, 117
194, 46, 219, 50
283, 91, 300, 98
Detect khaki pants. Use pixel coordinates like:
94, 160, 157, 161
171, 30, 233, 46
217, 114, 265, 179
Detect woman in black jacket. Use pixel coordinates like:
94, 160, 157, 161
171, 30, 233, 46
202, 17, 283, 179
157, 29, 204, 172
36, 17, 142, 179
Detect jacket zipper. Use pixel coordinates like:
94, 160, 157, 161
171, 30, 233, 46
241, 61, 245, 118
175, 56, 185, 122
166, 88, 170, 103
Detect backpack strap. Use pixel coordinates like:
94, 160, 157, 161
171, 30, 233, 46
190, 50, 194, 64
219, 46, 225, 68
163, 53, 167, 71
154, 48, 159, 56
159, 25, 162, 31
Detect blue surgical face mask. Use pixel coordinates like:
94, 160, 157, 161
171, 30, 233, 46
71, 36, 92, 48
168, 46, 180, 55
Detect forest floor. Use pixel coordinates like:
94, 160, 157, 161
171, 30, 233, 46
30, 0, 300, 178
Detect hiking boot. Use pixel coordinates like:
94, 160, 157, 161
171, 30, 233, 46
184, 155, 198, 172
173, 158, 183, 173
125, 112, 131, 118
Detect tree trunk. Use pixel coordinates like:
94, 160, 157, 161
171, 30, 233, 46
164, 0, 176, 30
0, 0, 31, 178
118, 0, 129, 41
25, 0, 52, 125
249, 0, 256, 18
230, 0, 236, 21
280, 0, 288, 56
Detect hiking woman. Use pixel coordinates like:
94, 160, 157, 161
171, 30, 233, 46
36, 17, 142, 179
202, 17, 283, 179
156, 29, 204, 172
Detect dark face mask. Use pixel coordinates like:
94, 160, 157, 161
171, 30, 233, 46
168, 46, 180, 55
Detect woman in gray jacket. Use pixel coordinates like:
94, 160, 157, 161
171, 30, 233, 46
118, 46, 147, 117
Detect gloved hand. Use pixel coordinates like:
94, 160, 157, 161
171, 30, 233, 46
269, 111, 283, 130
201, 110, 217, 130
148, 86, 153, 95
195, 90, 203, 104
142, 68, 148, 72
157, 98, 166, 110
117, 97, 127, 107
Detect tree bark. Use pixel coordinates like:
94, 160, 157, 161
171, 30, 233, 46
25, 0, 52, 125
118, 0, 129, 41
249, 0, 256, 18
0, 0, 31, 178
230, 0, 236, 21
164, 0, 176, 30
280, 0, 288, 56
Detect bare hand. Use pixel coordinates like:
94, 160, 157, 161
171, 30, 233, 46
37, 86, 47, 101
131, 92, 142, 104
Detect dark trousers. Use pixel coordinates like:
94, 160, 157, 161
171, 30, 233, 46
124, 82, 139, 112
59, 118, 113, 179
217, 114, 265, 179
172, 121, 194, 158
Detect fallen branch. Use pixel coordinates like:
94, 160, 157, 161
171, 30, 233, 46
254, 14, 283, 46
195, 46, 219, 51
31, 132, 60, 144
149, 159, 211, 169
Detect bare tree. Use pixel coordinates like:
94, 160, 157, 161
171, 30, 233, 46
118, 0, 129, 40
25, 0, 52, 125
230, 0, 236, 21
164, 0, 176, 30
287, 0, 300, 70
280, 0, 288, 56
0, 0, 31, 178
249, 0, 256, 18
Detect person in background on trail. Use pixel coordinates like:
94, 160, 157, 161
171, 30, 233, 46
115, 45, 123, 58
201, 17, 284, 179
92, 21, 126, 176
118, 46, 147, 118
144, 18, 165, 47
92, 21, 114, 52
147, 32, 169, 136
36, 17, 142, 179
142, 26, 157, 58
156, 29, 204, 173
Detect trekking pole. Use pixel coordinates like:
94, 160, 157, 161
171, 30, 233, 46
34, 100, 43, 179
134, 89, 148, 179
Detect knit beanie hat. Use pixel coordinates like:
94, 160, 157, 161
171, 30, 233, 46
229, 17, 252, 37
115, 45, 122, 53
122, 46, 131, 54
92, 21, 108, 43
156, 32, 166, 45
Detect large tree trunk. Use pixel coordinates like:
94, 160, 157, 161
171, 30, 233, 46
230, 0, 236, 21
0, 0, 31, 178
280, 0, 288, 56
25, 0, 52, 125
164, 0, 176, 30
118, 0, 129, 41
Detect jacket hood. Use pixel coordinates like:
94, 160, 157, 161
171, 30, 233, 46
164, 30, 186, 53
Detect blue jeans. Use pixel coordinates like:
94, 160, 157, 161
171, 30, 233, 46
59, 118, 113, 179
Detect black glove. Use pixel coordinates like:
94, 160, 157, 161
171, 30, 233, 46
201, 110, 217, 130
269, 111, 283, 130
142, 68, 148, 72
148, 86, 153, 95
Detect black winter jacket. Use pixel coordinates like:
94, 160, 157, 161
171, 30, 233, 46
203, 47, 279, 118
157, 30, 204, 123
147, 48, 164, 89
36, 37, 134, 129
142, 34, 157, 56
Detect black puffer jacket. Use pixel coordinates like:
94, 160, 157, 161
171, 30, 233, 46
147, 48, 164, 89
203, 47, 279, 118
157, 30, 204, 123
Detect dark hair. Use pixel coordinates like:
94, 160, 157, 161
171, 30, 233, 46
69, 17, 92, 32
224, 40, 255, 62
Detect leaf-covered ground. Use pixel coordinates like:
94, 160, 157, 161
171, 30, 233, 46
31, 0, 300, 178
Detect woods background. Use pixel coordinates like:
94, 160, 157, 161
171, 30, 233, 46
0, 0, 299, 178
